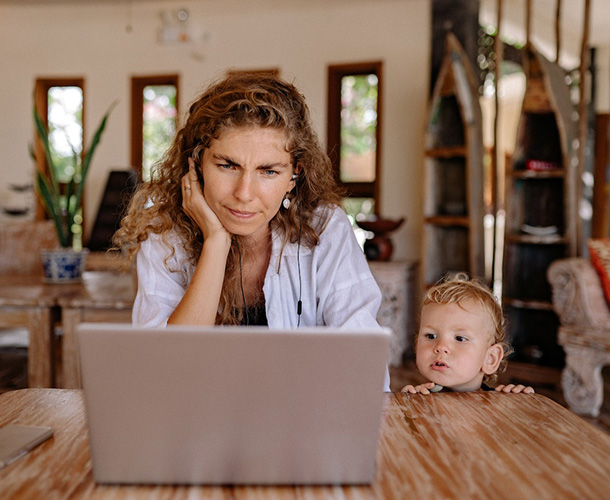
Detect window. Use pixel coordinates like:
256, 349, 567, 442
131, 75, 179, 181
34, 78, 85, 245
327, 62, 383, 219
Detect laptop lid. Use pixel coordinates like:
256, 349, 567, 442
77, 323, 391, 485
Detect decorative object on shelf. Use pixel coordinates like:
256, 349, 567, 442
502, 42, 578, 367
1, 182, 34, 219
422, 32, 484, 286
358, 217, 405, 262
588, 238, 610, 306
31, 102, 114, 283
41, 248, 89, 284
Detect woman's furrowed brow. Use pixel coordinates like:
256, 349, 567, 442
212, 153, 239, 166
211, 153, 290, 170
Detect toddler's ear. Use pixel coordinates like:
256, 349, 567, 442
482, 343, 503, 375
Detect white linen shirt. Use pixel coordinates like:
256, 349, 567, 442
133, 205, 390, 390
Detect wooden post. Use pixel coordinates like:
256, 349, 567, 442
555, 0, 562, 63
576, 0, 591, 254
525, 0, 531, 48
491, 0, 503, 285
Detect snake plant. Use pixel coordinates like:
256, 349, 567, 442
31, 103, 114, 248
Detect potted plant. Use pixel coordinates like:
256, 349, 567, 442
31, 103, 114, 283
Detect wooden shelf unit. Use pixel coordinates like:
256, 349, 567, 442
422, 33, 484, 287
502, 44, 578, 367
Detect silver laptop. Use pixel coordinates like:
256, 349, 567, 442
77, 323, 391, 485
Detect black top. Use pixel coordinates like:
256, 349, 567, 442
436, 383, 495, 393
241, 303, 268, 326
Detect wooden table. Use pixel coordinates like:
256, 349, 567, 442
0, 272, 135, 388
1, 389, 609, 499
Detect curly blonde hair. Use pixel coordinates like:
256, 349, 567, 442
114, 73, 344, 324
418, 273, 513, 385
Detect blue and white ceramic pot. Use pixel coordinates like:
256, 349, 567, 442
41, 248, 89, 283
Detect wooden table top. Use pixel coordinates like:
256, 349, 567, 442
1, 389, 609, 499
0, 271, 135, 309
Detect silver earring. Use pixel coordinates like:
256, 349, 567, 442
282, 195, 290, 209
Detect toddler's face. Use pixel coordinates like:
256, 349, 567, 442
415, 300, 499, 392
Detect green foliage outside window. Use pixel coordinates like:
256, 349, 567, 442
142, 85, 177, 181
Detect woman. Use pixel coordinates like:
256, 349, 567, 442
116, 73, 389, 388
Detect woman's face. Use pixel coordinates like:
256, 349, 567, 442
200, 126, 295, 244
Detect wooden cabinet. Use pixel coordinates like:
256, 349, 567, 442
502, 44, 578, 367
422, 33, 485, 287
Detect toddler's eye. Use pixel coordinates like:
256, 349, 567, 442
455, 335, 467, 342
424, 333, 436, 340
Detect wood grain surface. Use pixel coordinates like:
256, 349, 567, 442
1, 390, 609, 499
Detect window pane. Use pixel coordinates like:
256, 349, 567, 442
142, 85, 177, 181
340, 74, 378, 183
47, 86, 83, 183
47, 86, 84, 248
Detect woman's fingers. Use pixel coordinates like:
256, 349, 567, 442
181, 160, 230, 243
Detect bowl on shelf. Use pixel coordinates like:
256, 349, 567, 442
356, 217, 404, 235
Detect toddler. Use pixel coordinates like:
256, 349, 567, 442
402, 274, 534, 394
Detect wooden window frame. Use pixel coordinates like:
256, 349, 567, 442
226, 68, 279, 77
327, 61, 383, 211
34, 77, 86, 222
130, 74, 180, 176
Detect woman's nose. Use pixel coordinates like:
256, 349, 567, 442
234, 172, 254, 200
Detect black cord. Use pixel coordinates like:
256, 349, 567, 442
234, 237, 249, 326
296, 180, 302, 327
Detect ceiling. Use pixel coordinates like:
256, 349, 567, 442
482, 0, 610, 48
1, 0, 609, 47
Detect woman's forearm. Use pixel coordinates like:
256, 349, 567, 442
168, 234, 231, 325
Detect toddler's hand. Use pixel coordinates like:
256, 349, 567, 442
401, 382, 440, 395
494, 384, 535, 394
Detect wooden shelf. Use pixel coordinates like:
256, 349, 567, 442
508, 169, 565, 179
425, 146, 467, 158
503, 297, 555, 311
422, 33, 484, 286
424, 215, 469, 227
504, 233, 568, 245
502, 44, 578, 368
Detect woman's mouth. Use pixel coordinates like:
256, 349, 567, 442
228, 208, 257, 219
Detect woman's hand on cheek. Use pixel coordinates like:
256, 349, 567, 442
181, 159, 230, 244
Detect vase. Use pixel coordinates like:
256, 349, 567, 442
357, 217, 405, 262
41, 248, 89, 283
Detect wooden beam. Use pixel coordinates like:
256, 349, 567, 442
555, 0, 562, 63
